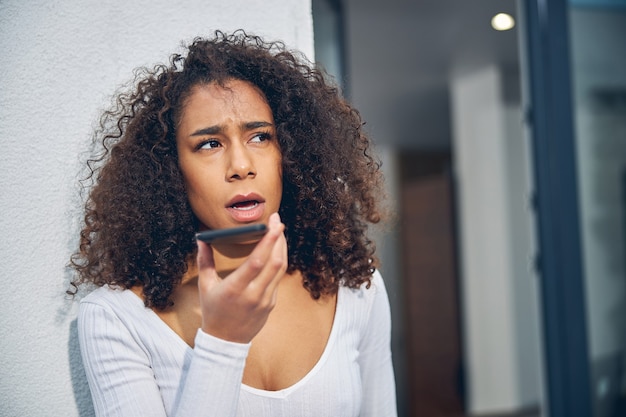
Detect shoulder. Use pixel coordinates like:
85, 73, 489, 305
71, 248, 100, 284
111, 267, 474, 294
337, 270, 392, 347
80, 285, 139, 312
77, 286, 157, 353
78, 286, 146, 331
340, 269, 389, 314
343, 269, 387, 297
369, 269, 387, 294
365, 270, 390, 312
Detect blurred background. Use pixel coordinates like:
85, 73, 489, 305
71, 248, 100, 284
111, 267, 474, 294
313, 0, 626, 416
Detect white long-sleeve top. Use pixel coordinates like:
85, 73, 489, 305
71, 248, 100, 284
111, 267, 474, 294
77, 270, 397, 417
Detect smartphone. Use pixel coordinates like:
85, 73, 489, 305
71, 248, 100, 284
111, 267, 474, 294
195, 224, 268, 244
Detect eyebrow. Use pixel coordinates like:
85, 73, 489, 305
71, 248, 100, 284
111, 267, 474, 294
190, 121, 274, 137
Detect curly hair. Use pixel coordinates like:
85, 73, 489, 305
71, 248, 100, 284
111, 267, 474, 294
69, 30, 384, 310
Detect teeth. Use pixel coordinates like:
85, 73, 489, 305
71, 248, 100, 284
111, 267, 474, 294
231, 201, 259, 210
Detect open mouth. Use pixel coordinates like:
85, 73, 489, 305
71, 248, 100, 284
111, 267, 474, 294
230, 200, 260, 210
226, 194, 265, 222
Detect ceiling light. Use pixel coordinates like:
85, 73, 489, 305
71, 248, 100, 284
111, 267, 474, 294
491, 13, 515, 31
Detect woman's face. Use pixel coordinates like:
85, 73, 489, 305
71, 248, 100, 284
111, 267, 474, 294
176, 79, 282, 232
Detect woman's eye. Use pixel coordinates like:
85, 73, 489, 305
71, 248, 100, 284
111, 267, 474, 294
198, 140, 221, 150
250, 132, 272, 143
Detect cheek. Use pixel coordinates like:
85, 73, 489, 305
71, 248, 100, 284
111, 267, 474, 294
184, 183, 221, 230
273, 157, 284, 200
180, 164, 218, 212
186, 175, 219, 206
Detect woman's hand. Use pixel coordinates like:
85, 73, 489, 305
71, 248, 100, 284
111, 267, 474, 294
196, 212, 287, 343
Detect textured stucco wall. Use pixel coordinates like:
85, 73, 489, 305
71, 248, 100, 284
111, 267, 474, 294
0, 1, 312, 415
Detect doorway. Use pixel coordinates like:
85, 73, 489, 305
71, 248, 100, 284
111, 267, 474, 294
399, 151, 465, 416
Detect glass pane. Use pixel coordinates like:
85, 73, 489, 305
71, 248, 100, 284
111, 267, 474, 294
569, 2, 626, 416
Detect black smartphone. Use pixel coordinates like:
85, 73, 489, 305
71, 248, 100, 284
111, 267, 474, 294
195, 224, 268, 244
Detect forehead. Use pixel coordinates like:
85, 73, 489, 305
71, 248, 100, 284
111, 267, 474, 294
180, 79, 273, 124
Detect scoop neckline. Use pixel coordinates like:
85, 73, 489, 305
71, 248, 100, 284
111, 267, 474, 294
125, 285, 343, 398
240, 288, 342, 398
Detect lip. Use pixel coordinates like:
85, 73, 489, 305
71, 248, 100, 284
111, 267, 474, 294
226, 193, 265, 208
225, 193, 266, 223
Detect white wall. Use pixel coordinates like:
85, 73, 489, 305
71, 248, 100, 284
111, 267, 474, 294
450, 65, 542, 414
0, 1, 313, 415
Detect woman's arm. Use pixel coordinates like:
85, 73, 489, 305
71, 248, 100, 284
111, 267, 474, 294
357, 271, 398, 417
78, 301, 249, 417
78, 300, 171, 417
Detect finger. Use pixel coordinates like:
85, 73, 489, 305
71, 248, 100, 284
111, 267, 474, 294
196, 239, 218, 292
196, 239, 214, 270
258, 230, 288, 295
234, 212, 285, 284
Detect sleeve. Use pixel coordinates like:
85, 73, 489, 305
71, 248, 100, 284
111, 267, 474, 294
357, 271, 398, 417
78, 300, 169, 417
78, 300, 250, 417
171, 331, 249, 417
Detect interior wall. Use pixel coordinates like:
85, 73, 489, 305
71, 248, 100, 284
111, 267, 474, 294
343, 5, 452, 150
0, 1, 313, 415
449, 65, 541, 414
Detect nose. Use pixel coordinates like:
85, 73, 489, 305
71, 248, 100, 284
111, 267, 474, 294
226, 144, 256, 181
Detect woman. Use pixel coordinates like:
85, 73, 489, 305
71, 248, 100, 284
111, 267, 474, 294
70, 30, 397, 416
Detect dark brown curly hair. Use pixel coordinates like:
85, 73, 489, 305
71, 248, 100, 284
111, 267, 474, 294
69, 30, 384, 310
